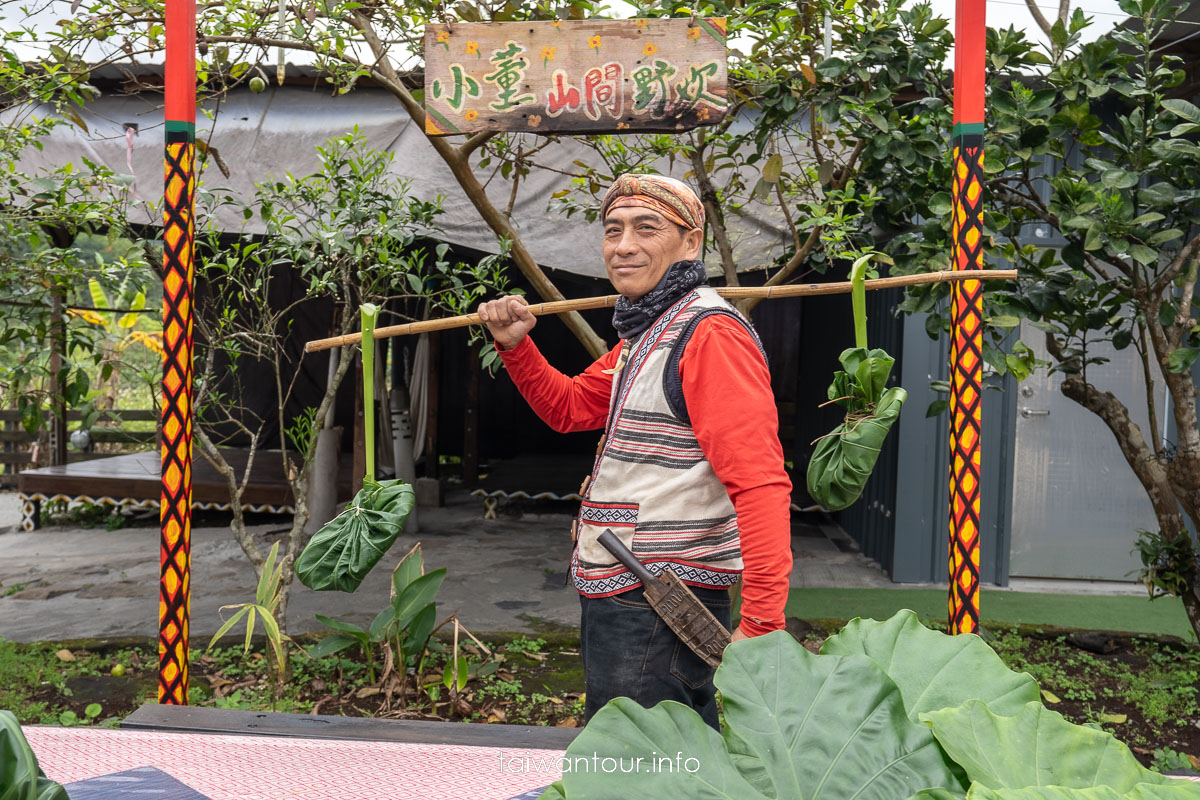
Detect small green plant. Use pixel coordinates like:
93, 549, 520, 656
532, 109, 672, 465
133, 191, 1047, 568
504, 636, 546, 655
207, 539, 291, 684
57, 703, 101, 727
1152, 748, 1197, 775
308, 543, 444, 690
2, 583, 26, 597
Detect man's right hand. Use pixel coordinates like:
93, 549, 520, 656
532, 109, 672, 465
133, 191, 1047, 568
477, 295, 536, 350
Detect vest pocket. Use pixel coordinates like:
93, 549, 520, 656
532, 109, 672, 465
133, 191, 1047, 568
576, 500, 640, 569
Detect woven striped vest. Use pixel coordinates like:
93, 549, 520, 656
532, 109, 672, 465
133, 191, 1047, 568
570, 286, 766, 597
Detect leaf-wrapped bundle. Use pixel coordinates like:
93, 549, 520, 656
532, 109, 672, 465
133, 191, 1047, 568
806, 346, 907, 511
295, 477, 415, 592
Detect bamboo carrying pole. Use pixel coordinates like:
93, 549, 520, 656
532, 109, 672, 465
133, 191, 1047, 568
305, 269, 1018, 353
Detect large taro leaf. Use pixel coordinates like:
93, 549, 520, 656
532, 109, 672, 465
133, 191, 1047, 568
821, 610, 1040, 722
920, 701, 1176, 794
717, 631, 966, 800
556, 698, 765, 800
0, 710, 68, 800
914, 782, 1200, 800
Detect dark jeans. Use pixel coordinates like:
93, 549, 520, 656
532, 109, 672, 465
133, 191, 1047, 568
578, 584, 732, 730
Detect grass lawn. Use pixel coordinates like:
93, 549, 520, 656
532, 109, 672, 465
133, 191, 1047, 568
772, 588, 1197, 640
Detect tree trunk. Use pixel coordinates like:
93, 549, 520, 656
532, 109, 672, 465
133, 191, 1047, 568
1058, 372, 1200, 642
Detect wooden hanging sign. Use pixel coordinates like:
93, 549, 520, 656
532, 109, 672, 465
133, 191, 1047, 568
423, 18, 728, 136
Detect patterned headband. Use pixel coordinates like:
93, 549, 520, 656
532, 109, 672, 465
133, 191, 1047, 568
600, 173, 705, 231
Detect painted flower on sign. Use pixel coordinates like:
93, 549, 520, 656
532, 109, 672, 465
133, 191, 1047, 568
697, 106, 710, 120
542, 45, 556, 66
464, 109, 478, 122
588, 35, 602, 54
636, 18, 649, 28
642, 42, 658, 57
436, 30, 450, 50
529, 114, 543, 128
686, 25, 702, 40
465, 41, 479, 56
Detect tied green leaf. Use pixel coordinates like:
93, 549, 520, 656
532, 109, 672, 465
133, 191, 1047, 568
295, 478, 416, 592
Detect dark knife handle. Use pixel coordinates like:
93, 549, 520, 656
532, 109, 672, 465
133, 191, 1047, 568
597, 529, 658, 586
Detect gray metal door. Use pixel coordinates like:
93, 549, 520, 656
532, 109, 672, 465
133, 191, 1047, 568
1009, 320, 1159, 580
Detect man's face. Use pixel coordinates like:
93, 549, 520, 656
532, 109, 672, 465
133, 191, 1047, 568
602, 206, 702, 300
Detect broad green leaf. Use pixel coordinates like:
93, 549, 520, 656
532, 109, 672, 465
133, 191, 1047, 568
87, 279, 109, 310
314, 613, 367, 637
1149, 229, 1183, 246
964, 783, 1200, 800
762, 153, 783, 184
920, 701, 1174, 793
988, 316, 1020, 329
401, 604, 437, 662
1100, 169, 1138, 190
306, 633, 361, 658
559, 698, 766, 799
821, 610, 1040, 722
718, 632, 965, 800
391, 543, 425, 598
1163, 98, 1200, 125
392, 569, 446, 632
368, 605, 393, 641
1128, 245, 1157, 266
929, 192, 953, 216
538, 782, 567, 800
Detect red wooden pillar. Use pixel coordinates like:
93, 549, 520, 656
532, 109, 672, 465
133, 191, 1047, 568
159, 0, 196, 703
948, 0, 986, 635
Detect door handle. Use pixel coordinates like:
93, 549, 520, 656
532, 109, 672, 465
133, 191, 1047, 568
1020, 407, 1051, 418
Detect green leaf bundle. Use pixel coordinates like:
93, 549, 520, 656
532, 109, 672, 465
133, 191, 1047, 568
296, 304, 415, 593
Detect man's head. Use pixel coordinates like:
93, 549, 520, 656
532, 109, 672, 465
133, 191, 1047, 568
600, 174, 704, 300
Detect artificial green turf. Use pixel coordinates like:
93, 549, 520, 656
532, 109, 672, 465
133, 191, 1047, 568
776, 588, 1197, 641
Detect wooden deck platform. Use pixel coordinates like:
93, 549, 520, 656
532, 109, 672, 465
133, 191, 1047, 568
15, 449, 343, 531
123, 703, 580, 750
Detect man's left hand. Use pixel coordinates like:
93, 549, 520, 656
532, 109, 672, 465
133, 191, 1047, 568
730, 626, 749, 644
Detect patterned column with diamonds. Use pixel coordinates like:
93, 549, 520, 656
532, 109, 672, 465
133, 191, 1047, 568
160, 0, 196, 704
948, 0, 985, 636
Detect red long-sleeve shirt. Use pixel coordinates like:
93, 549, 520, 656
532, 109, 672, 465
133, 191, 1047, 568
497, 315, 793, 637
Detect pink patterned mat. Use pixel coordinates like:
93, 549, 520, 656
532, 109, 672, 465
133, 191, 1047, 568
26, 725, 563, 800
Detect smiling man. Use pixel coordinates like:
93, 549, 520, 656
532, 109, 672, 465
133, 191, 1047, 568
477, 173, 792, 730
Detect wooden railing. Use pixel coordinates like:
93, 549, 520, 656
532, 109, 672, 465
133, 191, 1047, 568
0, 409, 158, 487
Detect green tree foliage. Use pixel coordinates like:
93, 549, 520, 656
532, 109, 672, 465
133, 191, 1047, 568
862, 0, 1200, 641
0, 28, 157, 444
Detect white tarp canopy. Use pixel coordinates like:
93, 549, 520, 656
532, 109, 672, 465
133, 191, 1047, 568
7, 80, 791, 279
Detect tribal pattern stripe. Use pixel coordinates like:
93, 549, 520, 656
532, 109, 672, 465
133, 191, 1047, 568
572, 550, 742, 597
579, 501, 639, 527
159, 138, 195, 704
948, 137, 984, 636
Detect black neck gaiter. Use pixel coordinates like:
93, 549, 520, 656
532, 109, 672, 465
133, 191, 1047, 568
611, 259, 708, 340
